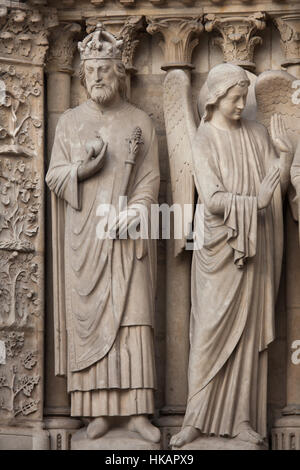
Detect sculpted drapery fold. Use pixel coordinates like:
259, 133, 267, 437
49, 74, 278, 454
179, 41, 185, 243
46, 100, 160, 375
46, 24, 161, 443
184, 118, 283, 438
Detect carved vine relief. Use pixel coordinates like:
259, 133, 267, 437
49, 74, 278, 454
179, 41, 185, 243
0, 7, 45, 421
0, 64, 43, 158
0, 330, 40, 417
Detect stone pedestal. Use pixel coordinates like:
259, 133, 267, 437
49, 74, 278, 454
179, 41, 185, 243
0, 425, 50, 450
44, 416, 82, 450
272, 415, 300, 450
173, 436, 268, 451
71, 427, 162, 450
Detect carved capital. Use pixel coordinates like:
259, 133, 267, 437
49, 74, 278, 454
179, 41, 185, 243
86, 16, 144, 72
146, 16, 203, 70
274, 15, 300, 67
205, 12, 266, 70
47, 23, 81, 74
0, 4, 58, 66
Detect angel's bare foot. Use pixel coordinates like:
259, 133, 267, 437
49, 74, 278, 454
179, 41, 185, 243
128, 415, 160, 443
170, 426, 201, 448
87, 416, 110, 439
236, 422, 264, 446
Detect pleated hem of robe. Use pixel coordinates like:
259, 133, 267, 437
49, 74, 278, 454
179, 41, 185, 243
71, 388, 155, 417
68, 326, 156, 417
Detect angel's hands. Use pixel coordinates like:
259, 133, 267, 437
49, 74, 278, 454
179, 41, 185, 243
257, 166, 280, 210
271, 113, 293, 155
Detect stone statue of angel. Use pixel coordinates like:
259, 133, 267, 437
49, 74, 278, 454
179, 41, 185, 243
163, 62, 298, 449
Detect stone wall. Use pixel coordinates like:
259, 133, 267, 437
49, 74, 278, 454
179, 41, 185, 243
0, 0, 299, 450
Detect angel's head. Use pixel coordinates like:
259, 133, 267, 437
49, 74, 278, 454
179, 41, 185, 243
203, 63, 250, 122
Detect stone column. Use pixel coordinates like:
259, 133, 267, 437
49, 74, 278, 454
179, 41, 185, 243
146, 15, 203, 448
85, 16, 144, 99
44, 22, 82, 449
204, 12, 266, 72
0, 3, 57, 450
272, 14, 300, 450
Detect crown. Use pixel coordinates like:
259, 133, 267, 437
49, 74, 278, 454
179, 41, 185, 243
78, 23, 123, 61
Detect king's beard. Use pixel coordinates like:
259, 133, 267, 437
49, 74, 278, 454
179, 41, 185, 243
89, 77, 120, 105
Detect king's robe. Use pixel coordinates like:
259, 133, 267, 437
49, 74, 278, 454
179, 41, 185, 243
184, 119, 283, 438
46, 99, 160, 416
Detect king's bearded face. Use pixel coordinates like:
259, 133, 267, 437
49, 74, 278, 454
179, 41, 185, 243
84, 58, 120, 105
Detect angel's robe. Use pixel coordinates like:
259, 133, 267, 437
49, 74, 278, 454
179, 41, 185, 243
46, 99, 160, 416
184, 119, 283, 437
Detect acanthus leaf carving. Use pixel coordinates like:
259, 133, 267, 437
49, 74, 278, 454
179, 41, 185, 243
205, 12, 266, 70
0, 252, 40, 329
274, 15, 300, 66
146, 16, 204, 69
47, 22, 82, 74
118, 16, 145, 71
0, 5, 58, 66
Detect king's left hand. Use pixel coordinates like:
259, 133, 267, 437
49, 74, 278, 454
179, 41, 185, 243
270, 113, 293, 155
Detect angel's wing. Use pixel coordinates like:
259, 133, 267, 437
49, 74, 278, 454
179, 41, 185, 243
256, 70, 300, 151
256, 70, 300, 221
163, 69, 197, 257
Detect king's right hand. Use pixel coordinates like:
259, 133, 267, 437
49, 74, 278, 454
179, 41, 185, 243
78, 142, 107, 182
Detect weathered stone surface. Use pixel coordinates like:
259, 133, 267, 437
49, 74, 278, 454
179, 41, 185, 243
46, 23, 161, 447
0, 0, 300, 451
71, 427, 162, 450
174, 436, 268, 451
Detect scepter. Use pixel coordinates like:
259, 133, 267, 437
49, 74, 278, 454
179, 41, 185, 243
119, 126, 144, 211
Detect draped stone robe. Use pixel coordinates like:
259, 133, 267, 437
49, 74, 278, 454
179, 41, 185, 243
46, 99, 160, 416
184, 119, 283, 438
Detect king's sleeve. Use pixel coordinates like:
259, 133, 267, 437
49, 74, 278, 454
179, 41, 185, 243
192, 127, 257, 267
46, 112, 81, 210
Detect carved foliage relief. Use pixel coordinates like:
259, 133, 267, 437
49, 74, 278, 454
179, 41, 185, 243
0, 6, 56, 66
0, 64, 43, 158
0, 329, 40, 418
0, 5, 49, 423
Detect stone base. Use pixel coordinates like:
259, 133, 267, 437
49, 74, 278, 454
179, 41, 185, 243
173, 436, 268, 451
155, 413, 184, 450
0, 425, 50, 450
44, 417, 83, 450
272, 415, 300, 450
71, 427, 162, 450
